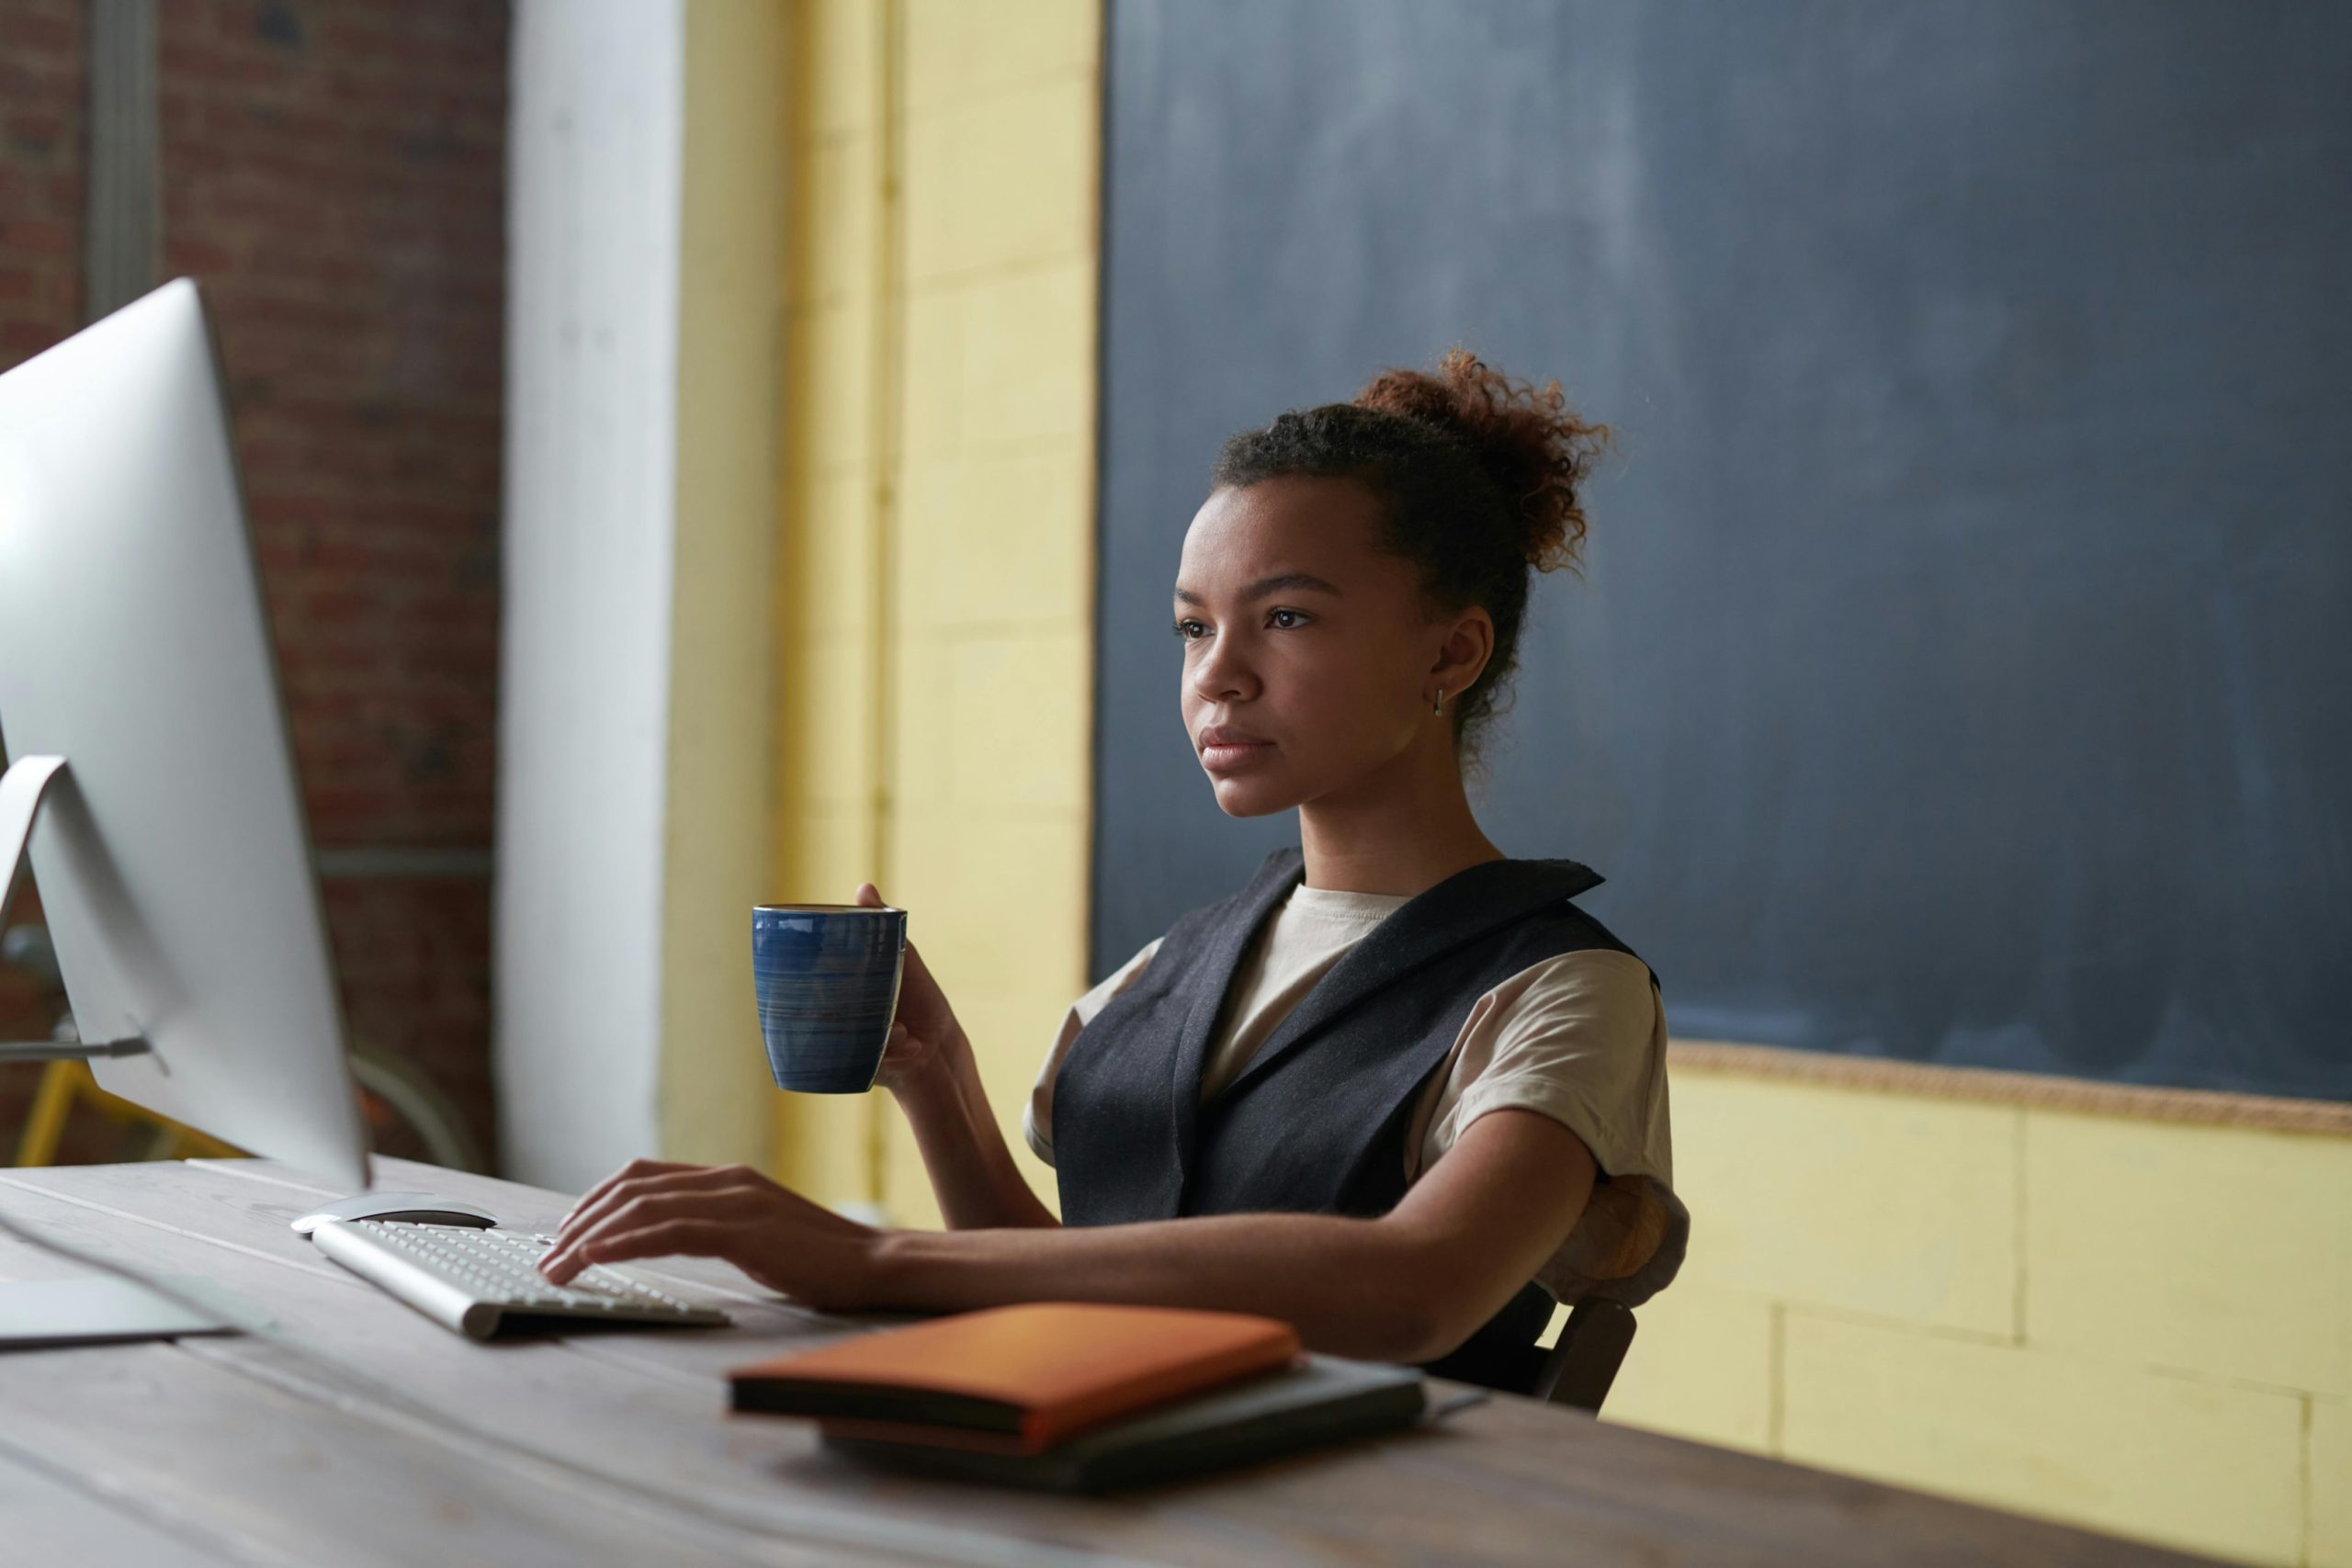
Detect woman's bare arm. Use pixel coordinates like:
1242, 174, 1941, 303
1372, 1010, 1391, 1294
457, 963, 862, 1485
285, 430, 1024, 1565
853, 881, 1059, 1231
541, 1110, 1596, 1358
888, 1024, 1060, 1231
866, 1106, 1598, 1363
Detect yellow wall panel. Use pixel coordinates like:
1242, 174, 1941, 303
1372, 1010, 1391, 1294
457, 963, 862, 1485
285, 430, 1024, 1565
2313, 1394, 2350, 1568
958, 261, 1098, 447
791, 139, 876, 308
895, 448, 1095, 632
904, 79, 1097, 283
784, 299, 876, 470
881, 651, 958, 810
2024, 1107, 2352, 1397
775, 635, 878, 811
780, 470, 876, 637
888, 810, 1091, 990
1782, 1307, 2306, 1566
774, 0, 1100, 1225
772, 806, 872, 908
800, 0, 879, 141
1594, 1282, 1779, 1455
1669, 1071, 2020, 1336
903, 0, 1098, 109
944, 632, 1093, 810
898, 286, 968, 456
901, 269, 1099, 461
658, 0, 793, 1171
1669, 1055, 2348, 1562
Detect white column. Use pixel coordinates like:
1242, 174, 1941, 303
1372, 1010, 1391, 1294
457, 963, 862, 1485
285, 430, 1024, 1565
498, 0, 684, 1189
498, 0, 784, 1190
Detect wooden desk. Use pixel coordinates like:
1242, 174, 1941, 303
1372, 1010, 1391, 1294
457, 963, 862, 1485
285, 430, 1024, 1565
0, 1156, 2213, 1566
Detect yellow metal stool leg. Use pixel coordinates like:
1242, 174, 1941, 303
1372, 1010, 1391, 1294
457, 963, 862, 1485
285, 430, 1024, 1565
11, 1058, 246, 1167
15, 1058, 83, 1166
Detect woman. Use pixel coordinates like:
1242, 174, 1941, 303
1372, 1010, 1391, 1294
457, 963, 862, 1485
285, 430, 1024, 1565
542, 350, 1689, 1393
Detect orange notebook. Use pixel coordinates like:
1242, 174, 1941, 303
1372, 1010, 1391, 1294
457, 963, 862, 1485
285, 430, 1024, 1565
726, 1302, 1304, 1455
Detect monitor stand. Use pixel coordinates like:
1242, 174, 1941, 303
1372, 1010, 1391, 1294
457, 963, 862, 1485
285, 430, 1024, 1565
0, 755, 151, 1064
0, 752, 258, 1344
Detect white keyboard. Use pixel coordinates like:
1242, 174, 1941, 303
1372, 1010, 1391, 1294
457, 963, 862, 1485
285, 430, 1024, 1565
309, 1219, 732, 1340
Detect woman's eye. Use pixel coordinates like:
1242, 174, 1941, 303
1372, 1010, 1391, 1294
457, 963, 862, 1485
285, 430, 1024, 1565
1170, 611, 1306, 638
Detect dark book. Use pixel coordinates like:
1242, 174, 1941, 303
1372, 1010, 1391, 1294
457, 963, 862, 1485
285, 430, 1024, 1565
816, 1352, 1430, 1494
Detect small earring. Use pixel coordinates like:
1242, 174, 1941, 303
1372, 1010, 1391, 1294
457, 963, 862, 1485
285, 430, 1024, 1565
1432, 687, 1445, 716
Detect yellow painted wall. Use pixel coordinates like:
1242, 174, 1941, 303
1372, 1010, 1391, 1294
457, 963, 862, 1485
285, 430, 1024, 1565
768, 0, 1098, 1227
759, 6, 2346, 1564
659, 0, 787, 1169
1595, 1061, 2350, 1568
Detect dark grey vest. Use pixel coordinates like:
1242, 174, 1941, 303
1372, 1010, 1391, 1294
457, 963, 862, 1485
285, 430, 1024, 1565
1053, 846, 1654, 1393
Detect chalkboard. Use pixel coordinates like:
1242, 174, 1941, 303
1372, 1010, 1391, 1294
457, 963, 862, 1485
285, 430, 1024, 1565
1091, 0, 2352, 1102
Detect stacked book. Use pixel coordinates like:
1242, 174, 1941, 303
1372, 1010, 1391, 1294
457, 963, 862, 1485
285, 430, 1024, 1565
726, 1302, 1429, 1493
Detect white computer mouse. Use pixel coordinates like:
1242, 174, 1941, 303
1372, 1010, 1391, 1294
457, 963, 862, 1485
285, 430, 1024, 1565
288, 1191, 501, 1235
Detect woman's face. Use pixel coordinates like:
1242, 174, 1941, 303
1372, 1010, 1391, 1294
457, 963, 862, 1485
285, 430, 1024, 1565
1173, 474, 1486, 818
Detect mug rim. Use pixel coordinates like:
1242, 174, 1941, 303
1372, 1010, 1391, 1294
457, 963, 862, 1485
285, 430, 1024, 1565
753, 902, 904, 914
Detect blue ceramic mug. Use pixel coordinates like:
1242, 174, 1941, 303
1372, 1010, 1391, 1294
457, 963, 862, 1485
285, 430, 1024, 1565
752, 902, 907, 1093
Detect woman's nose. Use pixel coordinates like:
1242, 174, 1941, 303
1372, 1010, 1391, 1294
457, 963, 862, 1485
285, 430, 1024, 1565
1189, 631, 1257, 705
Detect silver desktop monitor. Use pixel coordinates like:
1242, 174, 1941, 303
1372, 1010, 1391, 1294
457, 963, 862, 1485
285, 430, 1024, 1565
0, 277, 369, 1191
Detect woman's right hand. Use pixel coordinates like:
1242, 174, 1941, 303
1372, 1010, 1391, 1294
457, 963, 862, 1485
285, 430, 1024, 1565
856, 882, 964, 1097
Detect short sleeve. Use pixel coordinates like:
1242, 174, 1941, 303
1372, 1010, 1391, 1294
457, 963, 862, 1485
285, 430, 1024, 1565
1411, 948, 1688, 1308
1022, 935, 1163, 1167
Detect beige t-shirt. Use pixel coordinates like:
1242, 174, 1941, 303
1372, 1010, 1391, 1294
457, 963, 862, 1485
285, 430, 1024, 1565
1022, 882, 1690, 1307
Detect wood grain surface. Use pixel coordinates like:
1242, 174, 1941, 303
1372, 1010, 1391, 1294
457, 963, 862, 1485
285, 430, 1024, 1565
0, 1157, 2223, 1566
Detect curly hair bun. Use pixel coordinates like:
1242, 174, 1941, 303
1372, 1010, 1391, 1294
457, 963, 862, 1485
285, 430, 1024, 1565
1352, 347, 1611, 573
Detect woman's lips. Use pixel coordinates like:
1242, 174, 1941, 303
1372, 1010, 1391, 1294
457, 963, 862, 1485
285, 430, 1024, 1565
1201, 739, 1273, 773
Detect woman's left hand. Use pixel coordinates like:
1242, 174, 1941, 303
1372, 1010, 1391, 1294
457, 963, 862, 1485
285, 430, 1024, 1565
537, 1159, 887, 1313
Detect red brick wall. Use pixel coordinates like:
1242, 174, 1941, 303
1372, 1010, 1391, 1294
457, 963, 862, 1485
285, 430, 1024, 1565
0, 0, 97, 1158
0, 0, 508, 1169
0, 1, 84, 374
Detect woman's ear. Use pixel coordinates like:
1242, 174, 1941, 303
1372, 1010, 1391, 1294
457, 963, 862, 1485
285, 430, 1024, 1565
1429, 606, 1495, 699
